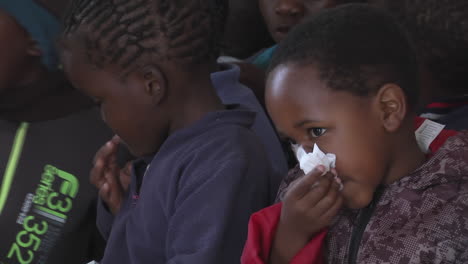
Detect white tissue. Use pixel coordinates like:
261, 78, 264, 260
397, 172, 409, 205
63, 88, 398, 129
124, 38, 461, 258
294, 144, 336, 174
293, 144, 343, 191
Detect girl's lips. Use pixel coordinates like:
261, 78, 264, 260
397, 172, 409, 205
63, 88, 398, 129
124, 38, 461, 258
275, 25, 291, 36
276, 25, 291, 33
274, 25, 292, 40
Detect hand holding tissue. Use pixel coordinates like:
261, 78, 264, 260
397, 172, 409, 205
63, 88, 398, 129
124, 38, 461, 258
293, 144, 343, 190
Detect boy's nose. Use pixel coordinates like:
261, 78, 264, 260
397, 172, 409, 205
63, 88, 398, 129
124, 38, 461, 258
275, 0, 305, 18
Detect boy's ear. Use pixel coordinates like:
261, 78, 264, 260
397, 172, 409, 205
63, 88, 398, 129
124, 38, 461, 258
141, 65, 167, 105
26, 37, 42, 57
375, 83, 407, 132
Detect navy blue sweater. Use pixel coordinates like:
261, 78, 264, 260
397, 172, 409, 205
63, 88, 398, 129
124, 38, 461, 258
100, 108, 274, 263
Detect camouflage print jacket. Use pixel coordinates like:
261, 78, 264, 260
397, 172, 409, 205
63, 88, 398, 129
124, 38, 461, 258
277, 132, 468, 264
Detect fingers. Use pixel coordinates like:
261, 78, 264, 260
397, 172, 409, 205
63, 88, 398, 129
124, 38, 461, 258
111, 134, 121, 143
298, 173, 334, 208
319, 191, 343, 224
311, 179, 342, 216
286, 170, 343, 224
119, 162, 132, 192
91, 137, 120, 187
285, 166, 326, 201
98, 182, 122, 215
103, 166, 123, 215
93, 137, 120, 166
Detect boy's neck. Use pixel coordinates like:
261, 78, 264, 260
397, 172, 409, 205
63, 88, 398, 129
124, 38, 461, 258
383, 117, 427, 185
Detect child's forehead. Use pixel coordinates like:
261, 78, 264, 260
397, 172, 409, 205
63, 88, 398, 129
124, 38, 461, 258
269, 63, 323, 86
267, 64, 329, 101
267, 63, 368, 107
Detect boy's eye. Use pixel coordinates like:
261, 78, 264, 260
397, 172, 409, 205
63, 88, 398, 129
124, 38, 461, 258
308, 128, 327, 138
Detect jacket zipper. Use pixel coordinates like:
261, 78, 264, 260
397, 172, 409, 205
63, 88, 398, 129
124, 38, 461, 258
348, 185, 385, 264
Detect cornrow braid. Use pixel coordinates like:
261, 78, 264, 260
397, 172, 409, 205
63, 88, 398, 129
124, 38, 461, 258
63, 0, 228, 73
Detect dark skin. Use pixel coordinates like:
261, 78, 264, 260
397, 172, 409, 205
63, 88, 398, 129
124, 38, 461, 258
61, 36, 225, 210
258, 0, 339, 43
0, 9, 93, 122
265, 64, 426, 263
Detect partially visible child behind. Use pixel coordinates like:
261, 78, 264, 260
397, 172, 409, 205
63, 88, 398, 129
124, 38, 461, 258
242, 4, 468, 263
369, 0, 468, 130
251, 0, 366, 69
60, 0, 277, 263
0, 1, 109, 263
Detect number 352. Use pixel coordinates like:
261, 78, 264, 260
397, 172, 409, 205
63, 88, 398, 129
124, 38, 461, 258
7, 215, 48, 264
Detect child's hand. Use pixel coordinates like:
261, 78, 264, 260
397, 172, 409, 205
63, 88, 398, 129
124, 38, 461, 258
270, 166, 343, 264
91, 136, 131, 215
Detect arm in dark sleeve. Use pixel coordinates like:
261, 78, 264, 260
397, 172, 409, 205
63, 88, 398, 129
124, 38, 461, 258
165, 155, 271, 264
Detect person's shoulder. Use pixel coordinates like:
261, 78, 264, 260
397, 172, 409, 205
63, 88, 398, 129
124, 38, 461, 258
185, 110, 268, 164
198, 114, 265, 158
436, 131, 468, 167
432, 131, 468, 195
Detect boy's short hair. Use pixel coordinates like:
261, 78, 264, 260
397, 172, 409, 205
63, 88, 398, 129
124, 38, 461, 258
268, 4, 419, 108
377, 0, 468, 95
63, 0, 228, 73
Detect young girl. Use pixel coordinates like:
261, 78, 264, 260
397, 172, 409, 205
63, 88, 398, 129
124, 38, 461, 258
60, 0, 278, 263
242, 4, 468, 263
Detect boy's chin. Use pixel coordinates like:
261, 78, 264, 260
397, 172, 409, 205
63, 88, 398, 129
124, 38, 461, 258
343, 187, 375, 210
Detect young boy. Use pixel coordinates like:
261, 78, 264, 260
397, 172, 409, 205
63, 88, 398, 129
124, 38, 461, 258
60, 0, 278, 263
0, 2, 109, 263
242, 4, 468, 263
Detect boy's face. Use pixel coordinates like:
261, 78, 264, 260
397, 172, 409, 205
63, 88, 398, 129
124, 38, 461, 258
62, 46, 168, 157
0, 10, 32, 94
258, 0, 337, 43
266, 64, 390, 209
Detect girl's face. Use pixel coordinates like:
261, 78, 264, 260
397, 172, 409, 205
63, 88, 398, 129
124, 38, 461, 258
61, 42, 169, 158
266, 64, 391, 209
258, 0, 337, 43
0, 11, 33, 93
